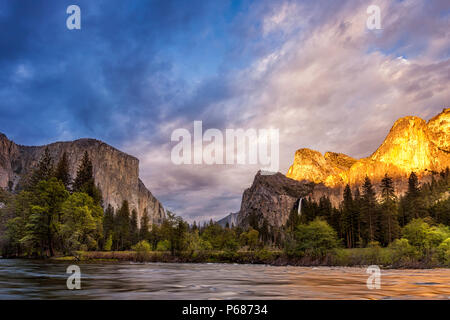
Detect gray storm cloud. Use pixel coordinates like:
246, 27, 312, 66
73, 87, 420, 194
123, 0, 449, 222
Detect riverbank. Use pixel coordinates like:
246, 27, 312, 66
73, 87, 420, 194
49, 248, 449, 269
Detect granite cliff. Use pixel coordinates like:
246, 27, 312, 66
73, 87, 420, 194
287, 108, 450, 187
217, 212, 239, 228
229, 108, 449, 229
0, 134, 165, 226
236, 172, 313, 229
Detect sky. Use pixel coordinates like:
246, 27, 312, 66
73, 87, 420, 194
0, 0, 449, 222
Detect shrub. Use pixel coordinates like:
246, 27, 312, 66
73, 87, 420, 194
437, 238, 450, 266
186, 230, 213, 253
388, 238, 419, 265
427, 225, 450, 247
255, 248, 274, 262
132, 240, 151, 262
291, 219, 340, 258
156, 239, 170, 251
363, 241, 387, 265
402, 219, 430, 249
223, 237, 239, 252
402, 219, 450, 264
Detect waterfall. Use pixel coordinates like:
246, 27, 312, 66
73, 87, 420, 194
297, 197, 303, 216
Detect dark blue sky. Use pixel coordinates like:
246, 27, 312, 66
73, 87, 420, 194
1, 0, 448, 221
0, 0, 255, 145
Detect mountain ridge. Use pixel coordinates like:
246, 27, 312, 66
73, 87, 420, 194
287, 108, 450, 187
0, 133, 165, 226
228, 108, 449, 229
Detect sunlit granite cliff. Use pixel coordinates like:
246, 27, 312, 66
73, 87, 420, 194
287, 108, 450, 187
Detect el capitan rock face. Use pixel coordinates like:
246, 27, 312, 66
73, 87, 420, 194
0, 133, 165, 226
287, 108, 450, 187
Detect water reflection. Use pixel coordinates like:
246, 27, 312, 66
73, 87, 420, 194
0, 259, 448, 299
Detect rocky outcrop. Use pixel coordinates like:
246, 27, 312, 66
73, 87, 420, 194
0, 133, 165, 226
233, 108, 449, 229
287, 108, 450, 188
236, 171, 314, 228
217, 212, 239, 228
286, 149, 356, 187
427, 108, 450, 152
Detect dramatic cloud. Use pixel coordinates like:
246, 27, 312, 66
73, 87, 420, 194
0, 0, 448, 222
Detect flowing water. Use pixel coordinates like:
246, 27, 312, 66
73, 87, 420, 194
0, 259, 448, 299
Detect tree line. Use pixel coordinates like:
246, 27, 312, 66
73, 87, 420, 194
0, 148, 266, 258
0, 148, 103, 257
1, 148, 449, 267
294, 170, 450, 248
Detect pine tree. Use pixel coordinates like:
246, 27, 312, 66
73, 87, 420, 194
353, 187, 362, 246
407, 172, 420, 197
361, 176, 378, 244
116, 200, 131, 250
73, 151, 93, 192
318, 196, 332, 220
139, 209, 150, 241
72, 151, 102, 205
54, 152, 71, 189
379, 174, 400, 245
130, 209, 139, 245
28, 147, 54, 189
402, 172, 426, 223
22, 178, 69, 256
341, 184, 355, 248
103, 204, 115, 246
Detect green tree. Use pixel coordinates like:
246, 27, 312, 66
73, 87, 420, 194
341, 184, 356, 248
289, 219, 340, 258
54, 152, 71, 189
28, 147, 54, 190
186, 229, 212, 254
246, 228, 260, 250
72, 151, 102, 205
104, 234, 113, 251
132, 240, 151, 261
149, 224, 162, 250
130, 209, 139, 245
115, 200, 131, 250
139, 209, 150, 241
59, 192, 103, 254
4, 191, 33, 256
361, 176, 378, 244
437, 238, 450, 265
159, 212, 188, 255
21, 178, 69, 256
401, 172, 427, 224
379, 174, 400, 245
388, 238, 419, 265
103, 204, 115, 247
353, 187, 362, 246
173, 217, 188, 254
201, 221, 226, 250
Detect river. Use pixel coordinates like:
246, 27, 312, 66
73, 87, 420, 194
0, 259, 448, 299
